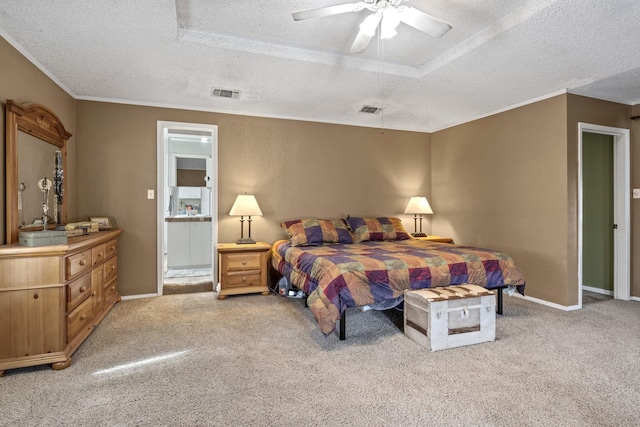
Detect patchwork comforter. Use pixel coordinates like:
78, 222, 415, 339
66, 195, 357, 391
271, 239, 526, 335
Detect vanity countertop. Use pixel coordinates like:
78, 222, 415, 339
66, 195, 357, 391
165, 215, 212, 222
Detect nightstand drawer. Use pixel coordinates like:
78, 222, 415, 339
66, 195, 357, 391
226, 252, 261, 270
226, 271, 262, 288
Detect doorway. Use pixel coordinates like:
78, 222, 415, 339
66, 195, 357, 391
156, 121, 218, 296
578, 123, 630, 307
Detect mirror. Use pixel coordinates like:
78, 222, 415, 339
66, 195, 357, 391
18, 132, 61, 230
5, 100, 71, 244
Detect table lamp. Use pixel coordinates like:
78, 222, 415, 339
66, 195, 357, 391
229, 194, 262, 244
404, 196, 433, 237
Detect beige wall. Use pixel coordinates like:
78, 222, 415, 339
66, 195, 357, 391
432, 94, 636, 307
0, 37, 76, 244
75, 101, 431, 296
431, 96, 570, 305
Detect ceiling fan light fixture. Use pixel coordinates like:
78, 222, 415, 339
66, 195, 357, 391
380, 8, 400, 39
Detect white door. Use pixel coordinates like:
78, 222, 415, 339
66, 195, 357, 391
578, 123, 630, 307
157, 121, 218, 295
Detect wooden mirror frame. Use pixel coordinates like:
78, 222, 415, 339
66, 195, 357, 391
5, 100, 72, 244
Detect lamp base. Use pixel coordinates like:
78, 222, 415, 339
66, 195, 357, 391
411, 232, 427, 238
235, 237, 256, 244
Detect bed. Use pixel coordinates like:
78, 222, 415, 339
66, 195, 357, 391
271, 217, 526, 339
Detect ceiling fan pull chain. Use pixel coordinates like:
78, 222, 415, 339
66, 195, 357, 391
378, 30, 385, 132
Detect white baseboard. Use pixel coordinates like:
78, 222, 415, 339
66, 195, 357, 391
631, 296, 640, 302
511, 292, 581, 311
121, 293, 158, 300
582, 285, 614, 296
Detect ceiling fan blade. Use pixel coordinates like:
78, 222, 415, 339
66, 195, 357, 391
349, 13, 382, 53
350, 30, 374, 53
396, 5, 452, 38
292, 1, 367, 21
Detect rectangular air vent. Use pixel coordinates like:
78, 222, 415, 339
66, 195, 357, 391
211, 88, 241, 99
360, 105, 381, 114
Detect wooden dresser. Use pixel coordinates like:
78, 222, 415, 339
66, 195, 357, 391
0, 229, 121, 376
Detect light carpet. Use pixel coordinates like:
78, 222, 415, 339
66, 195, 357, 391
2, 293, 639, 426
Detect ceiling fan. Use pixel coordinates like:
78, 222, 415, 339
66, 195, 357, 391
292, 0, 452, 53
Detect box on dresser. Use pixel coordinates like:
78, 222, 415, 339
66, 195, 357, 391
0, 229, 122, 376
18, 230, 68, 246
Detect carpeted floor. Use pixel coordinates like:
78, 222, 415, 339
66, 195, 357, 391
162, 276, 213, 295
2, 292, 639, 426
163, 268, 213, 295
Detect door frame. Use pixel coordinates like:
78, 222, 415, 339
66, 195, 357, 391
156, 121, 218, 296
578, 122, 630, 307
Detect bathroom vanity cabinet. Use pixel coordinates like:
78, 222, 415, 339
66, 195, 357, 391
165, 216, 212, 269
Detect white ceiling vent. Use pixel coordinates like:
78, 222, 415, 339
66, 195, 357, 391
211, 88, 241, 99
360, 105, 382, 114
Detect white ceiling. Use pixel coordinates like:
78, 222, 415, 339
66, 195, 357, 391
1, 0, 639, 132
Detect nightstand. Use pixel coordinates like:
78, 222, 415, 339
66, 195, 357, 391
414, 235, 454, 243
217, 242, 271, 299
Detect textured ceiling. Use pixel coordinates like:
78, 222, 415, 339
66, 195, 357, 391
1, 0, 639, 132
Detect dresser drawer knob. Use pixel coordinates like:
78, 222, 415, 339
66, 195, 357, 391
98, 252, 103, 258
80, 314, 87, 321
80, 286, 87, 292
92, 291, 97, 297
242, 260, 247, 265
242, 276, 247, 282
79, 259, 86, 266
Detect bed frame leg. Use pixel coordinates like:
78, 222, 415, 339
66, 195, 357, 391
496, 288, 503, 315
339, 311, 346, 340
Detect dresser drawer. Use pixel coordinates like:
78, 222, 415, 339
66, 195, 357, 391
67, 273, 92, 312
68, 297, 93, 342
92, 244, 107, 267
226, 270, 262, 288
104, 256, 118, 283
105, 239, 118, 259
226, 252, 261, 270
66, 250, 92, 281
104, 277, 118, 303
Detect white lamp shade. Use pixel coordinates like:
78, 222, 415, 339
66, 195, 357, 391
404, 196, 433, 214
229, 194, 263, 216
